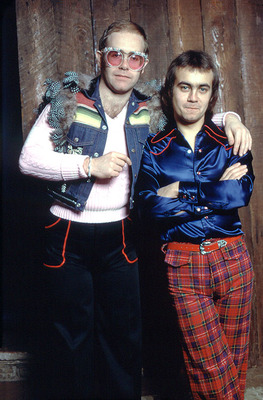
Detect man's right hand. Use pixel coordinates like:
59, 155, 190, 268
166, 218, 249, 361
158, 181, 179, 198
83, 152, 132, 179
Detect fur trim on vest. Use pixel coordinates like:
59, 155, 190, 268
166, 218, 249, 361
37, 71, 166, 152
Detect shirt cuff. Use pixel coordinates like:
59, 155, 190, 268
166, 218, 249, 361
78, 158, 89, 178
179, 182, 198, 204
61, 155, 88, 180
222, 111, 241, 127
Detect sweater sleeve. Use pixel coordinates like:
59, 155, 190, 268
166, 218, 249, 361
212, 112, 241, 127
19, 105, 88, 181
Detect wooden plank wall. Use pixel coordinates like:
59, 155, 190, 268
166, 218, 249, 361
15, 0, 263, 366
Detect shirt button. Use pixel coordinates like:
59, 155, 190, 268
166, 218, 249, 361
102, 125, 107, 130
183, 195, 187, 199
198, 149, 202, 153
132, 102, 135, 106
76, 203, 81, 208
191, 196, 195, 200
196, 207, 201, 212
131, 148, 136, 153
94, 152, 99, 157
74, 137, 79, 143
197, 171, 201, 175
205, 216, 208, 219
187, 149, 191, 154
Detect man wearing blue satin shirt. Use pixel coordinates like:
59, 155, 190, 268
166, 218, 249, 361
136, 50, 254, 400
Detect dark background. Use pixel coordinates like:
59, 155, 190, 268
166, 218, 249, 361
1, 0, 51, 351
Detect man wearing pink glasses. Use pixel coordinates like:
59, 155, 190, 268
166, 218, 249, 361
19, 20, 251, 400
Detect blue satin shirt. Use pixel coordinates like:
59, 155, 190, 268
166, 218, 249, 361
135, 119, 254, 244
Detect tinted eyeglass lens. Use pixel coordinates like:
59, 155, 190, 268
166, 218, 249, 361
106, 50, 145, 70
128, 54, 144, 70
107, 51, 123, 66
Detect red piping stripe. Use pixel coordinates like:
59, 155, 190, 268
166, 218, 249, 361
151, 128, 176, 144
150, 137, 177, 156
150, 129, 177, 156
205, 128, 233, 150
121, 220, 138, 264
45, 217, 61, 229
204, 124, 233, 150
204, 124, 225, 136
43, 220, 71, 268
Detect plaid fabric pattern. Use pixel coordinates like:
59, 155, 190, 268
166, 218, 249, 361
165, 236, 254, 400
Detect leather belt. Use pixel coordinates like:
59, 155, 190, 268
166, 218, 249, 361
166, 235, 243, 255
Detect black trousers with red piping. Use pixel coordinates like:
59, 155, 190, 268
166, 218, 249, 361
35, 215, 141, 400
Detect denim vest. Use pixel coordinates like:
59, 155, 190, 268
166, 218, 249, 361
48, 78, 150, 212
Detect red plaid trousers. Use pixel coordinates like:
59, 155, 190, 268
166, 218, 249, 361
165, 236, 253, 400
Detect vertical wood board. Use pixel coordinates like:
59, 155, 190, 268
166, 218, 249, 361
16, 0, 57, 135
167, 0, 204, 56
52, 0, 94, 76
201, 0, 244, 115
130, 0, 171, 83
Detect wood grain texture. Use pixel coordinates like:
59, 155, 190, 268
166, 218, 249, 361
167, 0, 203, 55
130, 0, 171, 82
52, 0, 94, 76
201, 0, 244, 115
16, 0, 57, 135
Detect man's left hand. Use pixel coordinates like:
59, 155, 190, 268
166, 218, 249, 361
224, 114, 252, 156
220, 162, 248, 181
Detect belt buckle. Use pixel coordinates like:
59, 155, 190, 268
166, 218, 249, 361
200, 239, 227, 255
200, 241, 212, 255
217, 239, 227, 248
